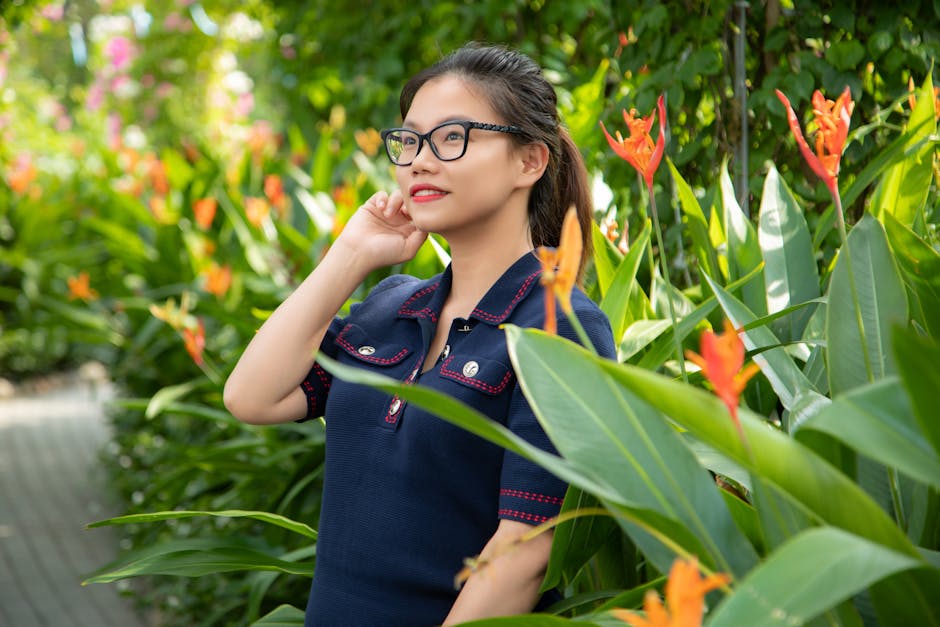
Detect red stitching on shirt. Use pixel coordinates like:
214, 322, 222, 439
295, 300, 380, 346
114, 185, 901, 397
312, 362, 331, 390
398, 282, 441, 321
499, 489, 564, 505
336, 334, 409, 365
301, 379, 317, 417
439, 356, 513, 394
471, 269, 541, 322
498, 509, 550, 524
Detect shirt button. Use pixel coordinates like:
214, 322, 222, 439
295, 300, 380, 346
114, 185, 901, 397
357, 345, 376, 356
462, 360, 479, 378
389, 398, 402, 414
442, 344, 451, 359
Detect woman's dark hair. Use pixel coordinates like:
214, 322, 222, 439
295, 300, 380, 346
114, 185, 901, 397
400, 43, 593, 276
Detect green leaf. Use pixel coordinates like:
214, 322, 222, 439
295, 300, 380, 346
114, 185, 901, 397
893, 326, 940, 460
82, 538, 314, 583
708, 527, 922, 627
87, 509, 318, 539
250, 604, 306, 627
600, 219, 651, 347
591, 220, 623, 298
870, 74, 938, 227
758, 165, 820, 343
796, 377, 940, 491
884, 213, 940, 338
561, 58, 609, 148
457, 616, 596, 626
145, 379, 202, 419
720, 162, 766, 316
596, 360, 920, 558
544, 488, 619, 591
668, 158, 720, 280
826, 214, 908, 396
506, 326, 759, 578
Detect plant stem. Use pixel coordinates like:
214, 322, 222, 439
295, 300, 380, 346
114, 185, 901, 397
648, 187, 688, 381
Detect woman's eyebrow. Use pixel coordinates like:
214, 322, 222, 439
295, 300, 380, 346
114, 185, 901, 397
400, 115, 474, 130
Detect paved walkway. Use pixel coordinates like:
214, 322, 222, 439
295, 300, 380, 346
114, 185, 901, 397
0, 379, 148, 627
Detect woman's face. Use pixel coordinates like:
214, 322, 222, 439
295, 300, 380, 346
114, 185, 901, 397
395, 75, 530, 238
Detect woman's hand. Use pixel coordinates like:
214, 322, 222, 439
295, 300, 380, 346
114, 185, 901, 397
333, 189, 427, 271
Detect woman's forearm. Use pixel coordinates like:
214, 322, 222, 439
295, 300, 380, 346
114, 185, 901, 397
443, 520, 553, 624
223, 239, 373, 424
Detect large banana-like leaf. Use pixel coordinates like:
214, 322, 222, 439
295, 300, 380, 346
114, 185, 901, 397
505, 326, 759, 578
668, 158, 720, 281
870, 74, 938, 228
826, 214, 908, 396
720, 162, 766, 316
82, 537, 314, 583
594, 358, 920, 558
884, 213, 940, 339
707, 527, 923, 627
600, 219, 651, 348
758, 165, 820, 343
794, 376, 940, 491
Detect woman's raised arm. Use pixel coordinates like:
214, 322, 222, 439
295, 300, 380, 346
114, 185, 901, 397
223, 189, 426, 424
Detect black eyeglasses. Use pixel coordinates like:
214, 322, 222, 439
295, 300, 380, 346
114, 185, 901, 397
380, 120, 522, 166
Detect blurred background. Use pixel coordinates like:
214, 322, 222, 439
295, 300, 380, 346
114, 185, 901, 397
1, 1, 938, 625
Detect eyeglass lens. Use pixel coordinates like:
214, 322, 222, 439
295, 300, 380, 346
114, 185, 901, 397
385, 123, 469, 164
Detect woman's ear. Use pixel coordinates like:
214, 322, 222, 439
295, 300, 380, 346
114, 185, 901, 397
516, 142, 550, 188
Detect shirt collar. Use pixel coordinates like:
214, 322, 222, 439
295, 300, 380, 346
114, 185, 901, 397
397, 251, 543, 326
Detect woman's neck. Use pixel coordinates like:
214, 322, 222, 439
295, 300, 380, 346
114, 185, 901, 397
445, 236, 533, 316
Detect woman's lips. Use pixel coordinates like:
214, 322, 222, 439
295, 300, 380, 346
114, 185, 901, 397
410, 184, 448, 202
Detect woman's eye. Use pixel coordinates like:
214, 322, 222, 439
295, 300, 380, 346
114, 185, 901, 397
444, 131, 464, 142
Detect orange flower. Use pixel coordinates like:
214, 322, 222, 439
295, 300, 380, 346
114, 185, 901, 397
684, 320, 760, 428
244, 196, 270, 227
601, 94, 667, 192
775, 87, 853, 198
907, 77, 940, 120
263, 174, 289, 216
8, 154, 38, 194
536, 206, 582, 335
203, 263, 232, 297
193, 198, 217, 230
182, 318, 205, 366
67, 272, 99, 301
149, 157, 170, 195
354, 128, 383, 156
612, 557, 730, 627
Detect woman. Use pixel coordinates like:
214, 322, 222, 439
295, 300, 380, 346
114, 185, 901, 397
224, 43, 615, 626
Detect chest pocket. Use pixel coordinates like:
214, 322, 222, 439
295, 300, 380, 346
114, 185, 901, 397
335, 323, 411, 366
439, 354, 514, 396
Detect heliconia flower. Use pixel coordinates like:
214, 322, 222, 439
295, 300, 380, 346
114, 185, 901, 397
775, 87, 853, 198
263, 174, 289, 216
907, 77, 940, 120
149, 293, 195, 331
684, 320, 760, 428
67, 272, 99, 301
193, 198, 217, 230
247, 120, 277, 164
612, 557, 730, 627
182, 318, 206, 366
244, 196, 270, 227
536, 206, 582, 335
601, 94, 667, 192
203, 263, 232, 297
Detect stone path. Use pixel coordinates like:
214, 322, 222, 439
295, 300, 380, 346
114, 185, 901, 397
0, 380, 147, 627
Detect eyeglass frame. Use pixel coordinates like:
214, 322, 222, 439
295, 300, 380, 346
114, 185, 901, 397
380, 120, 523, 166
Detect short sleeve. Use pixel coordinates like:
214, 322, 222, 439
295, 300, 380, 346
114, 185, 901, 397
299, 316, 345, 421
498, 297, 616, 524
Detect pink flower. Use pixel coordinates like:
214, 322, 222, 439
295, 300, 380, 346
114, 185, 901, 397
41, 4, 64, 21
86, 83, 104, 111
105, 36, 134, 70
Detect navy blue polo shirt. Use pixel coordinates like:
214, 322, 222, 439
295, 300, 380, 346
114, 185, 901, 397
301, 251, 615, 626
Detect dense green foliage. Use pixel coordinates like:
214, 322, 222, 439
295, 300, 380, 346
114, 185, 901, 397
2, 1, 939, 625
